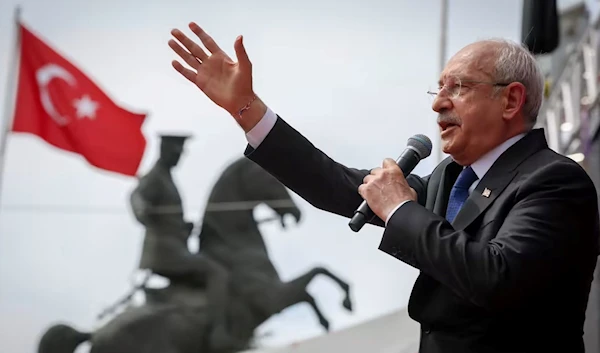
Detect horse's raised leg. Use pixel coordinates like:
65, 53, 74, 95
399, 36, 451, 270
299, 291, 331, 331
266, 266, 352, 331
315, 266, 353, 311
288, 266, 353, 311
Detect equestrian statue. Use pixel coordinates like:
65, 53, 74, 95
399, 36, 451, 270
37, 134, 353, 353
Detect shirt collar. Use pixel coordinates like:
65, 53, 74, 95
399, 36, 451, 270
470, 133, 527, 180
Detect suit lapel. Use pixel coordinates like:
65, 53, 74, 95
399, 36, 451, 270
451, 169, 518, 230
449, 128, 549, 230
427, 158, 462, 216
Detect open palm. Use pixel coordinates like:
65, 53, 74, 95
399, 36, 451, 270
168, 22, 254, 116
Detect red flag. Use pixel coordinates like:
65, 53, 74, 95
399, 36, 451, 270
11, 23, 147, 177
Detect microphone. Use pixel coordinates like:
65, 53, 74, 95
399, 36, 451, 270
348, 134, 432, 232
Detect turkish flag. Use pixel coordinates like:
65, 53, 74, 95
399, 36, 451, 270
11, 23, 147, 177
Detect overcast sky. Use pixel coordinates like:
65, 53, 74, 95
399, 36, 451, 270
0, 0, 593, 352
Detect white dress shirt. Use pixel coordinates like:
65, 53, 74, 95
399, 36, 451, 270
245, 107, 526, 226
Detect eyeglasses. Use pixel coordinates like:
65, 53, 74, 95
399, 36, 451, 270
427, 76, 510, 99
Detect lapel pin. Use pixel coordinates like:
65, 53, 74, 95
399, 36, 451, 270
482, 188, 491, 198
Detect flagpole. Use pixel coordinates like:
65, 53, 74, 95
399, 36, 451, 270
0, 5, 22, 210
435, 0, 448, 163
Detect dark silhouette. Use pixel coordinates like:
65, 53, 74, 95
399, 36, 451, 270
37, 151, 353, 353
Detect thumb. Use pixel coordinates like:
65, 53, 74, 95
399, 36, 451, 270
234, 35, 252, 71
382, 158, 397, 168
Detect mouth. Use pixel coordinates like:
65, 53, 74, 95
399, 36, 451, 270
439, 121, 459, 132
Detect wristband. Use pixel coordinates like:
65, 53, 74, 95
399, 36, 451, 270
237, 94, 257, 119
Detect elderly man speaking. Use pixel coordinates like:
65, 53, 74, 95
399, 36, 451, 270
167, 22, 599, 353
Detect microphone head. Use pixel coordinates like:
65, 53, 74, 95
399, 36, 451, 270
407, 134, 432, 159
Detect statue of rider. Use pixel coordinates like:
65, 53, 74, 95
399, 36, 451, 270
129, 134, 236, 350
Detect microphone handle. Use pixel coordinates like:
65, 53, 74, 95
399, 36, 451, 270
348, 147, 421, 232
395, 146, 422, 177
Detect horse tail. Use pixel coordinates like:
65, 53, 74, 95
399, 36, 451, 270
37, 323, 91, 353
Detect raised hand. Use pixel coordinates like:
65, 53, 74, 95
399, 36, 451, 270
168, 22, 265, 130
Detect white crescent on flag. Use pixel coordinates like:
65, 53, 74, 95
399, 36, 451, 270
35, 63, 76, 126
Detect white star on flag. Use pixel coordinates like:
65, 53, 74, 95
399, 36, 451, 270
73, 94, 99, 120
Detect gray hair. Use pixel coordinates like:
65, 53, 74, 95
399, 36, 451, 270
483, 38, 545, 129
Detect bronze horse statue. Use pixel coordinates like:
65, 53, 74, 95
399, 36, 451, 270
37, 156, 353, 353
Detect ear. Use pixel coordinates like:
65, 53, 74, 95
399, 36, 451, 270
502, 82, 526, 121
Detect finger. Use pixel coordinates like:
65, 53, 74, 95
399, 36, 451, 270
410, 187, 417, 200
357, 183, 366, 197
234, 35, 252, 71
397, 166, 405, 177
189, 22, 224, 56
370, 167, 382, 175
171, 60, 197, 83
171, 28, 209, 61
382, 158, 397, 168
168, 39, 201, 70
363, 174, 375, 184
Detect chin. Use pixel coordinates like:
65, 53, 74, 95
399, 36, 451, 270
441, 141, 453, 154
441, 143, 463, 162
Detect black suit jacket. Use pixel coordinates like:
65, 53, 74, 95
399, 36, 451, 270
244, 116, 600, 353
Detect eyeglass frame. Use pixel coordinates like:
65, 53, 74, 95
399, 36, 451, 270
427, 76, 512, 99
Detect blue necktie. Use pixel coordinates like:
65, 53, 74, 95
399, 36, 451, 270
445, 166, 478, 223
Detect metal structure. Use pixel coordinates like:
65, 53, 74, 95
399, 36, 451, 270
535, 5, 598, 160
534, 4, 600, 352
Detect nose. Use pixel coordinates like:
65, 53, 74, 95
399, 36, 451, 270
431, 93, 453, 113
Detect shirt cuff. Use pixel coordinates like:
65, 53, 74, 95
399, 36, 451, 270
246, 106, 277, 148
385, 200, 411, 226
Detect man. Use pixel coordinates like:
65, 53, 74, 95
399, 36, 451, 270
167, 22, 600, 353
130, 134, 235, 351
